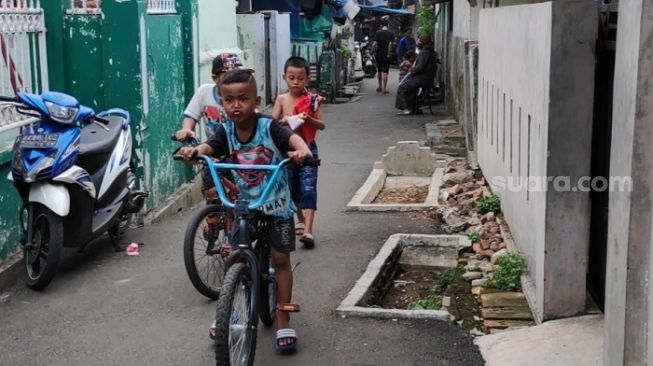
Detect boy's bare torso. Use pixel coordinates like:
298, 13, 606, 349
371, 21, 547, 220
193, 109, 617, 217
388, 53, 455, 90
277, 93, 301, 118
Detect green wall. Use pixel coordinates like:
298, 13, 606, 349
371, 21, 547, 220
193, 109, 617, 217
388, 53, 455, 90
0, 0, 198, 261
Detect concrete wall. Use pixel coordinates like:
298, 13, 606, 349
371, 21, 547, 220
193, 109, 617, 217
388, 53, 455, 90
452, 0, 471, 39
478, 1, 596, 321
197, 0, 242, 84
604, 0, 653, 364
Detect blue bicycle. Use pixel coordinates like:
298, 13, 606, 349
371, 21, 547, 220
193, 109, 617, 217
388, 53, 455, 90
175, 153, 319, 366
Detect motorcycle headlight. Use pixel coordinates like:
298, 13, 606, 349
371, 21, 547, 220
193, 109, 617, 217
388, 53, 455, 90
45, 101, 78, 124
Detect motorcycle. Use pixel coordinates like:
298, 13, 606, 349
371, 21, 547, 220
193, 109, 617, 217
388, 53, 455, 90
6, 91, 147, 290
360, 36, 376, 78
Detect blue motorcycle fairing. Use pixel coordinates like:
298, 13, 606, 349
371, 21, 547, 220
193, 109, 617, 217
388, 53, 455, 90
40, 91, 80, 108
78, 106, 95, 121
17, 92, 49, 116
18, 91, 96, 125
15, 122, 81, 181
97, 108, 131, 129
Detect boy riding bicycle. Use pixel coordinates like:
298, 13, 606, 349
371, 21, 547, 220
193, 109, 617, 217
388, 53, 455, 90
179, 69, 312, 353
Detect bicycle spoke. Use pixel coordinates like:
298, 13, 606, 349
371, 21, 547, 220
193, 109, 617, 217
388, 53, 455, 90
229, 280, 250, 364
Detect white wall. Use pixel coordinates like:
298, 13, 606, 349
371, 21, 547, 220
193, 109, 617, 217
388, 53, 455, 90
197, 0, 242, 84
453, 0, 471, 39
478, 1, 596, 321
478, 2, 551, 320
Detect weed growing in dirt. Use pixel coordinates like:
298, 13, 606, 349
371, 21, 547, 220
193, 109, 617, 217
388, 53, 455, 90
467, 231, 481, 243
407, 267, 466, 310
477, 194, 501, 214
407, 294, 442, 310
485, 251, 525, 291
435, 267, 463, 293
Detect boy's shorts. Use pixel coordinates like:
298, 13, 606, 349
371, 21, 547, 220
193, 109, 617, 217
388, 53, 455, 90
287, 142, 318, 210
250, 215, 295, 253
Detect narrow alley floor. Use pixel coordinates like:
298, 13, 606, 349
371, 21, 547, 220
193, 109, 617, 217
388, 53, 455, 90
0, 71, 484, 366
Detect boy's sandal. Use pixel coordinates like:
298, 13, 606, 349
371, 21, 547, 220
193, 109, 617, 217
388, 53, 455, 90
299, 233, 315, 248
275, 328, 299, 354
294, 222, 305, 236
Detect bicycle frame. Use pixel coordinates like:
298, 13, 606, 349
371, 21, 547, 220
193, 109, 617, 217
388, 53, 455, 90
198, 154, 295, 316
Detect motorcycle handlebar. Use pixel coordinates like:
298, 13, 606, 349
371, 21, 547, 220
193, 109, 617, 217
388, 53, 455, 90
0, 96, 18, 102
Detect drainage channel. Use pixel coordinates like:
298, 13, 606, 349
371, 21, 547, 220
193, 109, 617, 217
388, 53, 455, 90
337, 234, 471, 321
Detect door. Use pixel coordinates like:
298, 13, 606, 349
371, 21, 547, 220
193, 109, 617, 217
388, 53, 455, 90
587, 3, 617, 310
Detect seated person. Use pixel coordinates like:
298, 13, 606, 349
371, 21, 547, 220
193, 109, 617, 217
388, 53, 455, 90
394, 34, 439, 116
398, 49, 417, 83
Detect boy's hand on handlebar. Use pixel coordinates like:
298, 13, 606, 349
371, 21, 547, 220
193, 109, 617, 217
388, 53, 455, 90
179, 147, 198, 161
288, 150, 312, 166
175, 129, 195, 141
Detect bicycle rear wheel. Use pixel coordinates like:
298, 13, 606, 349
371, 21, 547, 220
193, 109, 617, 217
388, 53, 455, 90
214, 263, 257, 366
183, 204, 228, 299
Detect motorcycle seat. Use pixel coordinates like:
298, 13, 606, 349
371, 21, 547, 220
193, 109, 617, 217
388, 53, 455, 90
79, 115, 125, 156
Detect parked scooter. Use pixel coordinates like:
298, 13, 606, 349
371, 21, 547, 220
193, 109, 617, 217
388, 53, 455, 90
6, 91, 147, 290
360, 36, 377, 78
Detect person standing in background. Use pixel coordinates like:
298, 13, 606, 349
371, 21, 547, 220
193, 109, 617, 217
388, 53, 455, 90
372, 17, 394, 94
396, 28, 416, 61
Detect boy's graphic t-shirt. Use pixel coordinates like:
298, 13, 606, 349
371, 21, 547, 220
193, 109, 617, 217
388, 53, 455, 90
207, 116, 296, 219
183, 83, 228, 138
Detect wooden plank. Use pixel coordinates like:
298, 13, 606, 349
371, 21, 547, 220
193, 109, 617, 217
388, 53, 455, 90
480, 292, 529, 308
484, 319, 535, 329
481, 307, 533, 320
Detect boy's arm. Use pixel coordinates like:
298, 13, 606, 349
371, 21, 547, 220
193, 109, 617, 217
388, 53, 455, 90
287, 134, 312, 165
176, 86, 204, 140
179, 142, 214, 161
304, 109, 325, 130
271, 94, 284, 120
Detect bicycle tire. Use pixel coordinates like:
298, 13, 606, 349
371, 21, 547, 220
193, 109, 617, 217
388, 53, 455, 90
183, 204, 228, 299
258, 243, 276, 327
214, 263, 257, 366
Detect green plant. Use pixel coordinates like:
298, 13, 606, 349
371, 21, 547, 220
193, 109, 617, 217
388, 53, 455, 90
486, 251, 526, 291
467, 231, 481, 243
434, 267, 459, 293
477, 194, 501, 214
338, 42, 352, 58
417, 4, 436, 38
407, 294, 442, 310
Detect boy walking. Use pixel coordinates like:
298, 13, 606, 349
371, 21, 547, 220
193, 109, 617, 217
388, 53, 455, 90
272, 56, 326, 248
180, 69, 312, 352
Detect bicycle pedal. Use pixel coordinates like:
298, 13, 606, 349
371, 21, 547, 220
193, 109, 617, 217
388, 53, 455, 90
277, 303, 301, 312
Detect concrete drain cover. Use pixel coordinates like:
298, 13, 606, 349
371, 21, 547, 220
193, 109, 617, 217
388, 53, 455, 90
337, 234, 471, 320
347, 141, 445, 211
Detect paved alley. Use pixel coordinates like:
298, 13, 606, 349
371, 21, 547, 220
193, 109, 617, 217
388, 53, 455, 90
0, 71, 484, 366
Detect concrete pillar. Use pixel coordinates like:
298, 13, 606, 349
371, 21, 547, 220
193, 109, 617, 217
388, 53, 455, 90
604, 1, 653, 365
541, 0, 596, 319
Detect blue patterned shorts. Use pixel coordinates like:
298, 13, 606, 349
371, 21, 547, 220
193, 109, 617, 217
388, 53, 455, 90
287, 142, 319, 210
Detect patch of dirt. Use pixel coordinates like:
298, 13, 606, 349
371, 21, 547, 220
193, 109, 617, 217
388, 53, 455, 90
373, 185, 429, 204
380, 270, 438, 309
445, 268, 483, 331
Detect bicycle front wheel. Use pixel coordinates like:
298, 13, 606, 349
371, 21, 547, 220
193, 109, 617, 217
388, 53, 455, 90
214, 263, 257, 366
183, 204, 228, 299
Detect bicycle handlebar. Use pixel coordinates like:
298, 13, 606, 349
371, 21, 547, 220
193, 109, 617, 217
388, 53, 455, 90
174, 154, 319, 210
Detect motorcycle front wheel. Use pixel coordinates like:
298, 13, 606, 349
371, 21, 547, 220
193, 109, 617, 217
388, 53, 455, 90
24, 204, 63, 290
